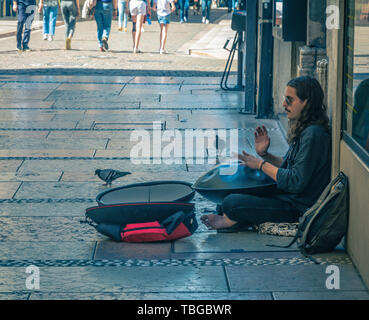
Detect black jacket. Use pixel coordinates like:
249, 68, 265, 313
274, 124, 332, 213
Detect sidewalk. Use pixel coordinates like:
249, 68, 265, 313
0, 10, 368, 301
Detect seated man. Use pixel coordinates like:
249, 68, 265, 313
201, 76, 332, 230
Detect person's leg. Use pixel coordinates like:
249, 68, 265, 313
118, 0, 123, 29
179, 0, 184, 22
49, 5, 58, 36
68, 3, 77, 38
22, 4, 35, 49
0, 0, 3, 18
16, 3, 26, 49
61, 2, 70, 39
131, 15, 137, 48
102, 2, 113, 42
160, 23, 168, 51
206, 0, 211, 21
221, 193, 301, 226
133, 13, 144, 51
184, 0, 189, 21
201, 0, 206, 21
123, 1, 128, 29
159, 23, 163, 50
95, 5, 104, 49
42, 6, 50, 37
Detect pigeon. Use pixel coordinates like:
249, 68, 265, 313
95, 169, 131, 186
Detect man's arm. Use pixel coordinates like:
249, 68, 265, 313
259, 152, 284, 168
13, 0, 18, 12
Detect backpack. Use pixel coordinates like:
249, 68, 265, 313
269, 172, 349, 256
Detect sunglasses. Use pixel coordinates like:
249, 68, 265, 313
283, 95, 293, 106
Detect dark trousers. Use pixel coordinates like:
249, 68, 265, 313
221, 193, 301, 226
17, 3, 36, 48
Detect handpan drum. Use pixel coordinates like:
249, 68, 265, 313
192, 162, 276, 204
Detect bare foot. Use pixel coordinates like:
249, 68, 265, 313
200, 214, 237, 230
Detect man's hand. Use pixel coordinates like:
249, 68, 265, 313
113, 8, 117, 18
236, 151, 263, 170
38, 3, 43, 13
13, 2, 18, 12
254, 125, 270, 157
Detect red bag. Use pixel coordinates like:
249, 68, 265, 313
93, 210, 197, 243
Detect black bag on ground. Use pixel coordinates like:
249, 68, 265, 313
270, 172, 349, 255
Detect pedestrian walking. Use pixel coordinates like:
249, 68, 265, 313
60, 0, 80, 50
38, 0, 59, 41
201, 0, 211, 24
178, 0, 188, 23
152, 0, 175, 54
117, 0, 128, 32
13, 0, 37, 51
94, 0, 117, 52
129, 0, 150, 53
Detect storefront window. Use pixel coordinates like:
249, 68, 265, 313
343, 0, 369, 153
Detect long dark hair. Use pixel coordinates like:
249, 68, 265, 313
286, 76, 330, 144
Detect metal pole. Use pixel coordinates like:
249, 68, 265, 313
241, 0, 258, 114
256, 0, 273, 118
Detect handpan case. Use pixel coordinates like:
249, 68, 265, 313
192, 163, 276, 204
85, 181, 198, 242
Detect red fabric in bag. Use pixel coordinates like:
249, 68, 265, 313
121, 221, 169, 242
120, 221, 192, 242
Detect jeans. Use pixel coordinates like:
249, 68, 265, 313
17, 3, 36, 48
6, 0, 16, 16
94, 1, 113, 47
202, 0, 211, 20
61, 1, 77, 38
178, 0, 188, 22
43, 5, 59, 36
221, 193, 301, 226
118, 0, 128, 28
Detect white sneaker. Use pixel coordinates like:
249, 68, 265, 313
202, 17, 205, 24
205, 19, 209, 24
48, 35, 53, 41
43, 34, 48, 40
184, 16, 187, 22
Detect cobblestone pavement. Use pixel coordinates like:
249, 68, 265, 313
0, 9, 368, 301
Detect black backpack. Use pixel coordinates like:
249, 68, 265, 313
270, 172, 349, 256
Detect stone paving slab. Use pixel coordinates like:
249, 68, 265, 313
0, 217, 104, 241
0, 202, 89, 217
57, 83, 125, 92
51, 100, 141, 109
0, 160, 22, 171
0, 121, 78, 129
0, 138, 108, 150
0, 150, 95, 158
0, 241, 95, 260
0, 181, 20, 198
17, 159, 187, 173
28, 292, 273, 300
174, 232, 299, 253
225, 265, 367, 292
1, 82, 61, 89
0, 88, 54, 100
0, 100, 54, 109
0, 171, 62, 182
0, 266, 228, 293
95, 241, 172, 260
0, 293, 30, 300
